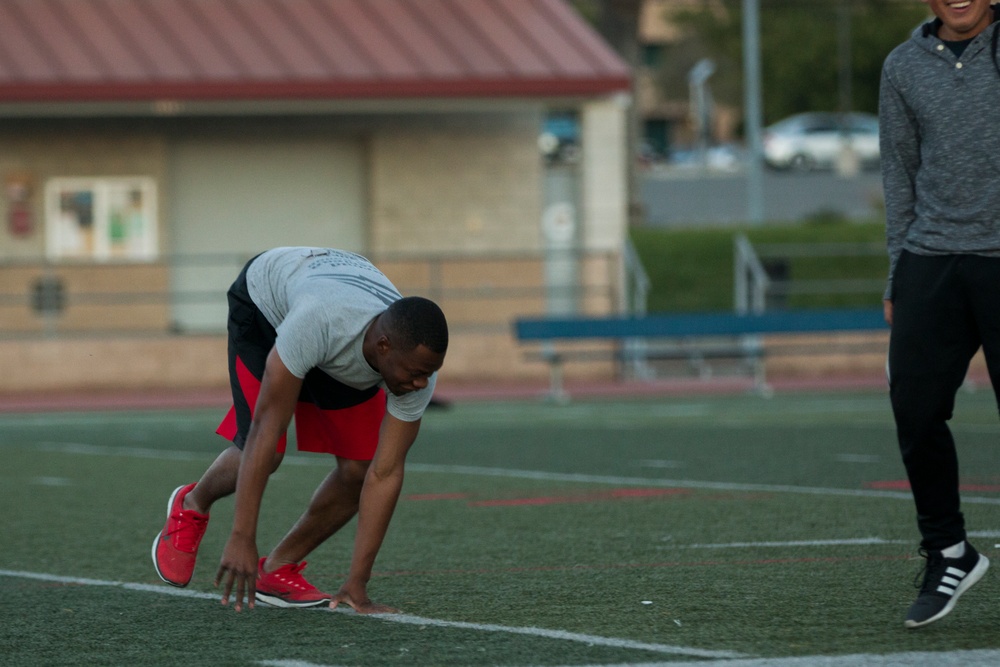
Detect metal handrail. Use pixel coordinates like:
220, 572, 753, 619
733, 234, 770, 314
623, 236, 651, 316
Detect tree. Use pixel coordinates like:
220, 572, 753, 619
665, 0, 929, 128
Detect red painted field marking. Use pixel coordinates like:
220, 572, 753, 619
404, 493, 469, 501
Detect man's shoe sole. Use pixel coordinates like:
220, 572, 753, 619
905, 554, 989, 628
255, 592, 332, 608
151, 485, 190, 588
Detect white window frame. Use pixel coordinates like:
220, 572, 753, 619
45, 177, 158, 262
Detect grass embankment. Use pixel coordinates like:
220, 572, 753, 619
629, 220, 888, 313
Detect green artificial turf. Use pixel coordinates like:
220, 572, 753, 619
1, 391, 998, 665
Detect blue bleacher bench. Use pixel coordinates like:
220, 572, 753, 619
513, 308, 889, 400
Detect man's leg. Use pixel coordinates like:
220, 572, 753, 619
153, 443, 284, 587
183, 445, 283, 514
265, 456, 370, 568
266, 386, 384, 564
183, 446, 240, 513
252, 456, 369, 608
966, 255, 1000, 416
889, 253, 977, 550
252, 387, 384, 607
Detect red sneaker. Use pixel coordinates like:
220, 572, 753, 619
151, 483, 209, 587
255, 558, 333, 608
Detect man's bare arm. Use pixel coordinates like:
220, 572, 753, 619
216, 346, 302, 611
331, 413, 420, 613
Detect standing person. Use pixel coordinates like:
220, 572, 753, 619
880, 0, 1000, 629
152, 247, 448, 613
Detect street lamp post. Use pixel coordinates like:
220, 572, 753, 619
742, 0, 765, 225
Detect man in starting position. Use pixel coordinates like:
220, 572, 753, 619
152, 247, 448, 613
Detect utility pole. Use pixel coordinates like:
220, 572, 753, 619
835, 0, 859, 177
742, 0, 765, 225
688, 58, 716, 170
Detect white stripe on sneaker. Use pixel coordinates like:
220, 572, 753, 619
935, 567, 968, 595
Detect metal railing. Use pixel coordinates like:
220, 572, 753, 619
0, 249, 625, 339
733, 236, 886, 313
622, 236, 654, 379
733, 234, 771, 314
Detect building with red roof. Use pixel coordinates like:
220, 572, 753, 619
0, 0, 631, 391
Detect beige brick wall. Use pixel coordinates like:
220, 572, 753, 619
384, 256, 548, 326
0, 336, 227, 393
369, 116, 544, 256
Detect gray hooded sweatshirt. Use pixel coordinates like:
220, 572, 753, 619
879, 9, 1000, 300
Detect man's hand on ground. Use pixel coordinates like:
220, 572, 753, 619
215, 536, 258, 612
330, 582, 399, 615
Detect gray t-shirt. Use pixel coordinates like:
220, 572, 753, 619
246, 247, 436, 422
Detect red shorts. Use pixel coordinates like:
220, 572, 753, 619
216, 356, 386, 460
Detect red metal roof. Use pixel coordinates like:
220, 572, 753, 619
0, 0, 631, 104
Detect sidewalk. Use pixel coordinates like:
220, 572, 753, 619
0, 371, 903, 414
0, 387, 233, 413
434, 372, 891, 403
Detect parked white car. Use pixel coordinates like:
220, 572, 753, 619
762, 112, 880, 171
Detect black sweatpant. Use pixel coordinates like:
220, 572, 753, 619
888, 251, 1000, 550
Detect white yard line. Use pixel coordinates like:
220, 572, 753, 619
403, 463, 1000, 507
677, 538, 908, 549
258, 649, 1000, 667
0, 569, 746, 661
13, 441, 1000, 506
534, 651, 1000, 667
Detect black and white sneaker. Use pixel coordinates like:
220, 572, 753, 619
905, 541, 989, 628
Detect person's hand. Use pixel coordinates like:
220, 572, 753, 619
215, 535, 258, 612
329, 581, 399, 615
883, 299, 893, 327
